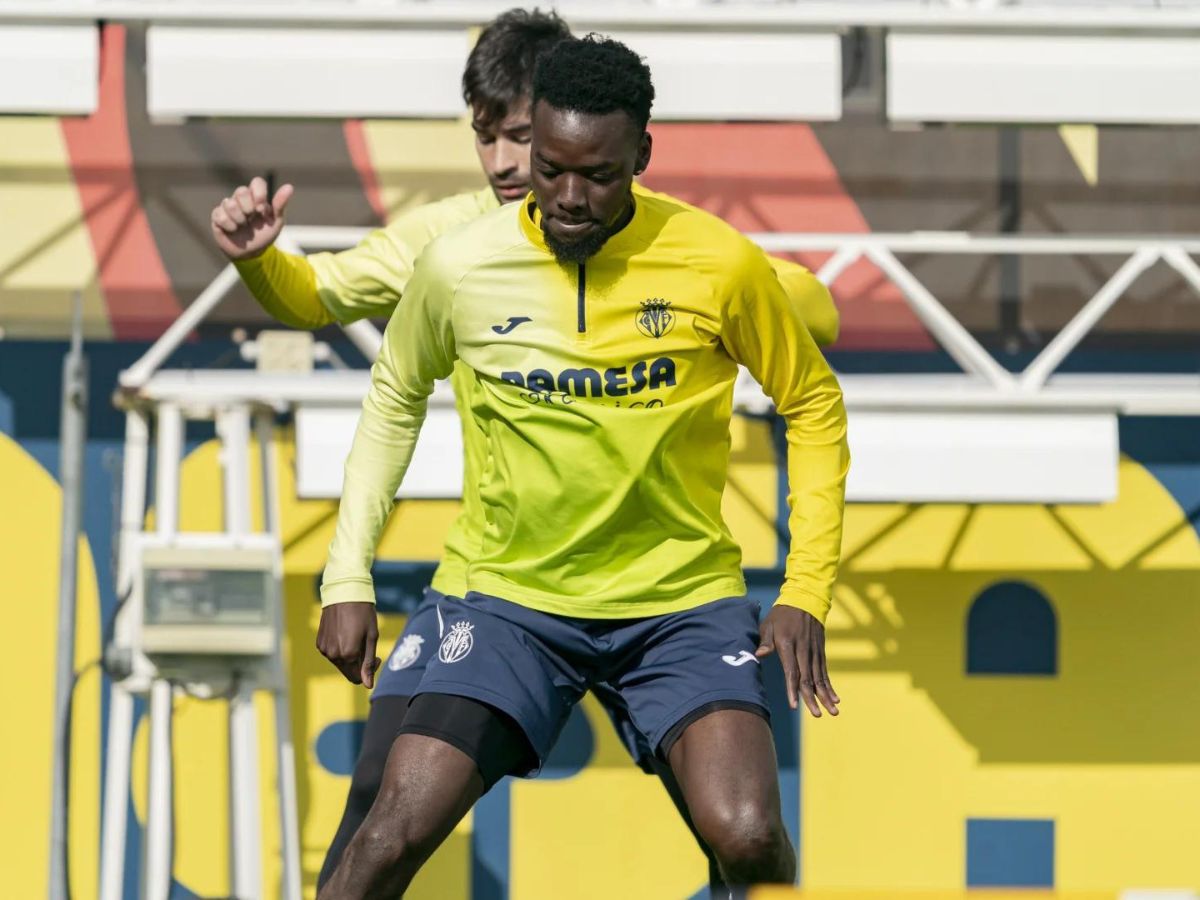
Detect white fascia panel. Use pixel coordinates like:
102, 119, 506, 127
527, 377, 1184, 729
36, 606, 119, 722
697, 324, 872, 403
607, 30, 842, 121
295, 405, 464, 499
845, 410, 1118, 503
0, 25, 98, 114
147, 26, 468, 118
889, 32, 1200, 124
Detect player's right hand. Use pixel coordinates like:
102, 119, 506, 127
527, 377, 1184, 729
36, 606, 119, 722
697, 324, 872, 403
210, 175, 294, 261
316, 601, 381, 689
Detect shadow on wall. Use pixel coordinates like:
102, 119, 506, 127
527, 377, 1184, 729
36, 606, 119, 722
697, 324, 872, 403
827, 454, 1200, 765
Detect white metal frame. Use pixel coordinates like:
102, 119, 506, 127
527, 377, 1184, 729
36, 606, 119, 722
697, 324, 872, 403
100, 401, 302, 900
121, 226, 1200, 416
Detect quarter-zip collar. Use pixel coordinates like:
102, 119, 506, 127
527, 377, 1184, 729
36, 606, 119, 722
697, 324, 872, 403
517, 189, 645, 261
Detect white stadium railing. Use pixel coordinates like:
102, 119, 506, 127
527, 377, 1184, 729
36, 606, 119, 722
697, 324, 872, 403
117, 227, 1200, 507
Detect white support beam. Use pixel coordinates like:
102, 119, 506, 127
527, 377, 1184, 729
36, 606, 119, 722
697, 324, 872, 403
1019, 248, 1160, 391
864, 245, 1014, 388
815, 247, 862, 286
122, 264, 241, 389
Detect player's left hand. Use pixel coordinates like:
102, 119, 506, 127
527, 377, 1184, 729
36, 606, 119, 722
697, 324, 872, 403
756, 605, 840, 717
316, 601, 381, 689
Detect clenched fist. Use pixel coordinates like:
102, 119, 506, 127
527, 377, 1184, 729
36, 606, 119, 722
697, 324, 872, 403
210, 175, 294, 261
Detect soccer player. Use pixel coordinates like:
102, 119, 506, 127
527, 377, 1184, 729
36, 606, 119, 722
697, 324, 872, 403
210, 9, 839, 894
316, 35, 849, 897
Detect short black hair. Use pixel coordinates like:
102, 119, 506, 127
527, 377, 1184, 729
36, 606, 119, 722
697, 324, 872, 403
462, 8, 572, 128
532, 35, 655, 131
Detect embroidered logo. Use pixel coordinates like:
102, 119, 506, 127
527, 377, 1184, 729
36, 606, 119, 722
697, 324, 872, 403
721, 650, 759, 668
387, 634, 425, 671
438, 620, 475, 664
635, 299, 675, 339
492, 316, 532, 335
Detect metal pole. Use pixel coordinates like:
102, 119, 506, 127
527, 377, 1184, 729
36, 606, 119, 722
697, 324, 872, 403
100, 409, 151, 900
49, 292, 88, 900
143, 404, 184, 900
814, 246, 861, 287
220, 407, 263, 900
143, 681, 174, 900
256, 413, 303, 900
120, 264, 241, 389
342, 319, 383, 364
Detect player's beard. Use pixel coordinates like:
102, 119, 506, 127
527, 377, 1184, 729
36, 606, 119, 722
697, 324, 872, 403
542, 220, 613, 264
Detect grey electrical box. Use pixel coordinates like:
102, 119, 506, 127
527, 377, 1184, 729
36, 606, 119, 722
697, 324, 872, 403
138, 542, 277, 660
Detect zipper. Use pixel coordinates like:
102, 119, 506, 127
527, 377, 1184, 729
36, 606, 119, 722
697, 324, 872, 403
576, 263, 587, 334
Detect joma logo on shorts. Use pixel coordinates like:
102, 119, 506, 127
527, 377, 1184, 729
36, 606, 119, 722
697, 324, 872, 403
500, 357, 676, 398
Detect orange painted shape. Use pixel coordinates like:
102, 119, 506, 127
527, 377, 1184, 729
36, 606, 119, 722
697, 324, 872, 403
343, 119, 387, 225
644, 123, 933, 351
60, 25, 180, 340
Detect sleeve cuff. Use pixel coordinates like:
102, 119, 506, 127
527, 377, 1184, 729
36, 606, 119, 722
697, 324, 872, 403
320, 578, 377, 608
774, 587, 832, 624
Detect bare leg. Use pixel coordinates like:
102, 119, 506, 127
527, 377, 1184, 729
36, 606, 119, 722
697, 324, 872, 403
317, 696, 411, 890
667, 709, 795, 887
318, 733, 482, 899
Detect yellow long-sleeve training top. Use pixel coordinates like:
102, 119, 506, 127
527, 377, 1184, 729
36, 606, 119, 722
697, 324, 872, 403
318, 191, 849, 622
234, 185, 841, 608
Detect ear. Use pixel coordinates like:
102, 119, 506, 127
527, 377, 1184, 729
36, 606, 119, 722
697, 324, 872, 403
634, 131, 652, 176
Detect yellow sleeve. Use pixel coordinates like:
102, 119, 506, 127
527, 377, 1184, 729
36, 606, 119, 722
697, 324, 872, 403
234, 190, 494, 330
306, 225, 415, 324
307, 191, 495, 324
721, 241, 850, 624
768, 256, 839, 347
319, 243, 458, 607
233, 247, 333, 330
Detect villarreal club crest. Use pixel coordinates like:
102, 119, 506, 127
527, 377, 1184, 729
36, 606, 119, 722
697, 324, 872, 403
636, 299, 675, 339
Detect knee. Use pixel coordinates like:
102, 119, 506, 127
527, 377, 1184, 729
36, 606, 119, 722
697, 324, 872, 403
694, 801, 788, 873
352, 814, 434, 869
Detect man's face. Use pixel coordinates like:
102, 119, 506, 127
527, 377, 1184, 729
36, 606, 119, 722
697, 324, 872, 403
473, 100, 533, 204
530, 101, 651, 264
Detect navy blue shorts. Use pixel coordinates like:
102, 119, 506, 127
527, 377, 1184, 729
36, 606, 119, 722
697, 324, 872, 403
373, 587, 445, 699
374, 589, 660, 771
412, 592, 768, 775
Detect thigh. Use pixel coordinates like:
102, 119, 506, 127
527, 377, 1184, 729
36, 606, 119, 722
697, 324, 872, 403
370, 730, 485, 855
667, 708, 783, 828
614, 595, 768, 761
413, 592, 589, 773
373, 588, 452, 700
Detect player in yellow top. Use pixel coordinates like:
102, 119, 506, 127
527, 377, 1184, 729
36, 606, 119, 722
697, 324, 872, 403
317, 36, 849, 897
210, 10, 840, 895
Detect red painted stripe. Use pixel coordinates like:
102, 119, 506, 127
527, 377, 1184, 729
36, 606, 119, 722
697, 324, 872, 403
643, 123, 933, 351
344, 119, 387, 225
59, 25, 180, 341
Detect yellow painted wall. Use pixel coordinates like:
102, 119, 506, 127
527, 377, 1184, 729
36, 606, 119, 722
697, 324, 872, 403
9, 416, 1199, 898
0, 434, 101, 899
804, 458, 1200, 891
0, 119, 109, 339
